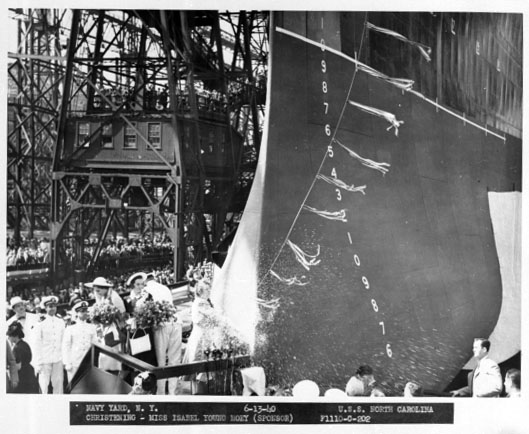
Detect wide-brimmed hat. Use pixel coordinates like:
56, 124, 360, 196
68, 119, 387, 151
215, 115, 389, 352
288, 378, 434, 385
72, 299, 90, 312
40, 295, 59, 309
126, 272, 147, 287
85, 277, 113, 288
9, 296, 25, 309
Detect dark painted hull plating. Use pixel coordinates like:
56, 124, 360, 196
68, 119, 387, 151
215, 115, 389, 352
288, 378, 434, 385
214, 12, 521, 394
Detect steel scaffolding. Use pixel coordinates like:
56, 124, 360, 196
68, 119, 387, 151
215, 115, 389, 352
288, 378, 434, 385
7, 9, 269, 281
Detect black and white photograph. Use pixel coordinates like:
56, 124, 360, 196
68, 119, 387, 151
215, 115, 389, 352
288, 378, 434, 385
1, 1, 527, 433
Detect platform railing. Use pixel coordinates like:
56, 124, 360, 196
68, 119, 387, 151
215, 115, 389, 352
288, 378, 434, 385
87, 343, 250, 395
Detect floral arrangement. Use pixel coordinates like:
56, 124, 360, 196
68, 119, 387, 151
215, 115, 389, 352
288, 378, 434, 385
89, 302, 121, 326
133, 300, 177, 329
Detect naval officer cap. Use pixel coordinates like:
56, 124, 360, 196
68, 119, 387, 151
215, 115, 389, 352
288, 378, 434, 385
40, 295, 59, 309
72, 299, 90, 312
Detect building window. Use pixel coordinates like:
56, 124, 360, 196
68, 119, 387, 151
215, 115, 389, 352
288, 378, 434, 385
147, 122, 162, 150
124, 122, 137, 149
101, 123, 113, 148
77, 122, 90, 147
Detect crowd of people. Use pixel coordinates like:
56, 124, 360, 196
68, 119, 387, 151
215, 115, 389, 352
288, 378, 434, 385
89, 235, 174, 266
6, 263, 180, 316
267, 338, 521, 399
6, 234, 174, 271
6, 236, 50, 267
91, 85, 143, 112
5, 260, 522, 397
5, 269, 186, 394
4, 261, 246, 395
87, 78, 266, 116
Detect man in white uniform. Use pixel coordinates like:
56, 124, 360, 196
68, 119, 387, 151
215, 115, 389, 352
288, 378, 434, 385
33, 296, 65, 394
143, 273, 182, 395
62, 300, 98, 382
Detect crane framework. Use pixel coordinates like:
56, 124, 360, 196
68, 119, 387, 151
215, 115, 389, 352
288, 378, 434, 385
7, 9, 269, 280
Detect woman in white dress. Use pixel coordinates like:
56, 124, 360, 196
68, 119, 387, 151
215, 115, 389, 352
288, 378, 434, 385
184, 278, 248, 362
183, 280, 219, 364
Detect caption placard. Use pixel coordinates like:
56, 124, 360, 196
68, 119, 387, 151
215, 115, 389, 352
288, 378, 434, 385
70, 402, 453, 425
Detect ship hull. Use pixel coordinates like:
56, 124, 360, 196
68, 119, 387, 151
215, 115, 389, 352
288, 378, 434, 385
213, 12, 521, 394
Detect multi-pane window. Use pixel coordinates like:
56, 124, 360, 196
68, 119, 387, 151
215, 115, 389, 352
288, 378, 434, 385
101, 123, 113, 148
77, 122, 90, 147
124, 122, 137, 149
147, 122, 162, 150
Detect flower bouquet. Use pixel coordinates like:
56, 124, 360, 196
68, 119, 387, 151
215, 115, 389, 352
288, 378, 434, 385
133, 300, 177, 329
89, 302, 121, 326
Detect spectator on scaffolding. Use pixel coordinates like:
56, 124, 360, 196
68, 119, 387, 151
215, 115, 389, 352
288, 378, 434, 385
6, 235, 49, 267
158, 86, 168, 110
345, 365, 376, 396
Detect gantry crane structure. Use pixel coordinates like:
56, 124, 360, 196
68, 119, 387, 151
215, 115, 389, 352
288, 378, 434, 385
7, 9, 65, 243
7, 9, 269, 281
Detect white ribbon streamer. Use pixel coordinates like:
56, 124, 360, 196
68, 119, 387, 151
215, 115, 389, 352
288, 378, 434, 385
257, 296, 281, 309
348, 100, 404, 136
334, 139, 390, 175
317, 173, 367, 195
303, 205, 348, 222
270, 270, 309, 286
286, 240, 321, 271
366, 22, 432, 62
